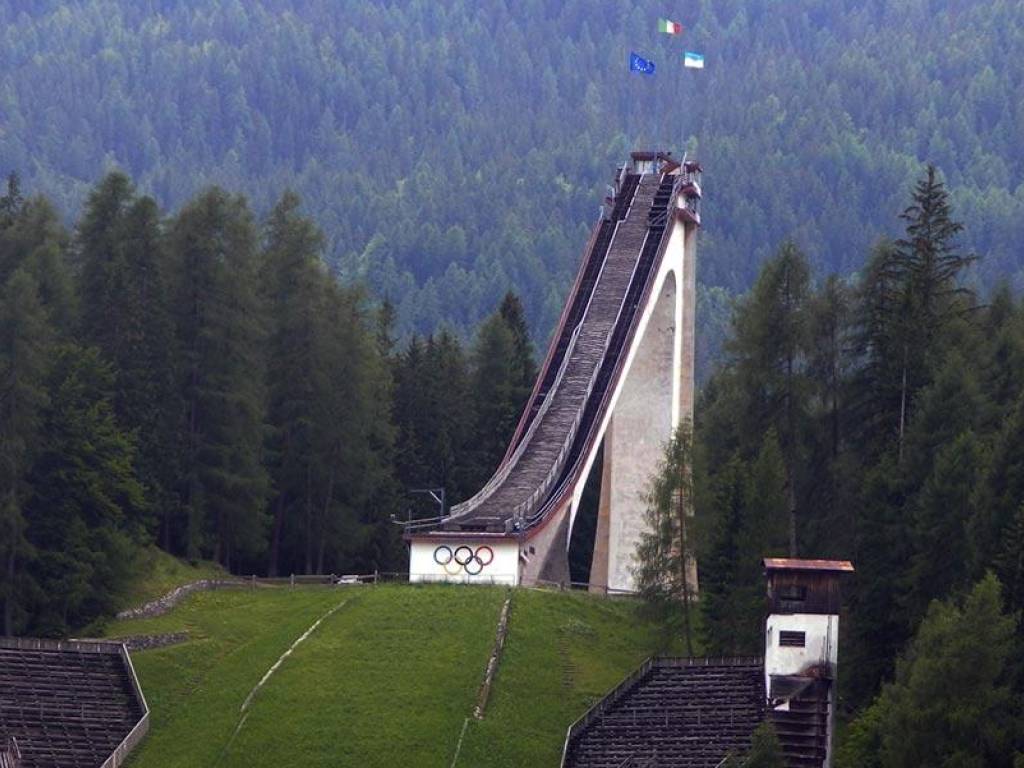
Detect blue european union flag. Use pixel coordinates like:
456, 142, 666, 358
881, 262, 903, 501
629, 52, 656, 75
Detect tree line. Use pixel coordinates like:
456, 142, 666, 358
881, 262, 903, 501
3, 0, 1024, 353
0, 171, 536, 637
637, 165, 1024, 764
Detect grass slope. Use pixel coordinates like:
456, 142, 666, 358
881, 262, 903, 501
456, 590, 688, 766
106, 585, 688, 766
121, 546, 227, 609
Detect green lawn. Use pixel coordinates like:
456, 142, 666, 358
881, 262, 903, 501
106, 584, 688, 767
455, 590, 690, 766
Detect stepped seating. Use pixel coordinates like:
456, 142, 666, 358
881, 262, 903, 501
0, 642, 146, 768
563, 659, 766, 768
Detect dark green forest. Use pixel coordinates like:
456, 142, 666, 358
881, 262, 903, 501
0, 171, 535, 636
624, 167, 1024, 763
672, 167, 1023, 764
3, 0, 1024, 761
3, 0, 1024, 353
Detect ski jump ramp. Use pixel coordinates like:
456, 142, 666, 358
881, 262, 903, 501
406, 151, 701, 593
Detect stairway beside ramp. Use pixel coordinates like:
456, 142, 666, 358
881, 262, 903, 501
442, 163, 692, 535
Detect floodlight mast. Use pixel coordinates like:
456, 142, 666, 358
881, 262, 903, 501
391, 487, 447, 526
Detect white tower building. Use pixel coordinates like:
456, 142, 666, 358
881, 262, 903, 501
763, 558, 854, 768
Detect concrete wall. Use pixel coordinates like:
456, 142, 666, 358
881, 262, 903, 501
764, 613, 838, 688
765, 612, 839, 767
580, 208, 696, 593
590, 272, 677, 592
409, 539, 519, 586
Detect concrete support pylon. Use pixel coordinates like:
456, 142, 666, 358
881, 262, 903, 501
581, 209, 697, 594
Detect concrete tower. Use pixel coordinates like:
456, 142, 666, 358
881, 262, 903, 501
763, 558, 855, 768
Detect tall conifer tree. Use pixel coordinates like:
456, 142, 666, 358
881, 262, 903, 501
262, 192, 324, 575
728, 241, 810, 555
24, 345, 146, 635
77, 175, 181, 548
470, 313, 519, 480
171, 188, 269, 568
0, 269, 51, 635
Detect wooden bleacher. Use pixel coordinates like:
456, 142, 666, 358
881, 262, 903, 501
0, 638, 148, 768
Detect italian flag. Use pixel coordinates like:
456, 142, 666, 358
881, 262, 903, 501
658, 18, 683, 35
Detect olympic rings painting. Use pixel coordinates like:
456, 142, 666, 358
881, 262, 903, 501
433, 544, 495, 576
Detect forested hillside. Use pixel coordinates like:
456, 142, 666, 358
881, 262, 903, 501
3, 0, 1024, 345
681, 166, 1024, 760
0, 171, 536, 637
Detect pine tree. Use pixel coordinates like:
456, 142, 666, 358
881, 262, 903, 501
701, 433, 788, 656
856, 166, 975, 461
728, 241, 811, 555
733, 432, 789, 649
993, 503, 1024, 616
744, 722, 786, 768
699, 455, 747, 656
392, 335, 431, 500
498, 290, 537, 401
721, 723, 786, 768
261, 191, 325, 575
420, 331, 473, 504
261, 192, 395, 575
376, 297, 397, 359
634, 422, 698, 653
895, 165, 975, 354
801, 275, 854, 556
470, 313, 519, 481
308, 280, 393, 574
77, 177, 181, 547
23, 345, 146, 635
978, 283, 1024, 423
847, 453, 911, 706
170, 188, 269, 568
878, 574, 1017, 767
807, 275, 851, 461
77, 172, 135, 353
0, 196, 76, 335
0, 172, 23, 230
902, 431, 981, 629
970, 394, 1024, 577
0, 269, 51, 635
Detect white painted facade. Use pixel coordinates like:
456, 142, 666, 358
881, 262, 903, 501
764, 613, 838, 694
765, 610, 839, 767
409, 539, 519, 586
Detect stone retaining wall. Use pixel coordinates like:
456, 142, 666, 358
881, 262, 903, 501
118, 632, 190, 651
116, 580, 244, 620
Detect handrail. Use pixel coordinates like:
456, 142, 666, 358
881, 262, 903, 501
561, 656, 655, 766
448, 173, 642, 525
523, 173, 676, 529
560, 656, 760, 767
99, 643, 151, 768
0, 739, 20, 768
448, 321, 583, 517
507, 173, 645, 525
